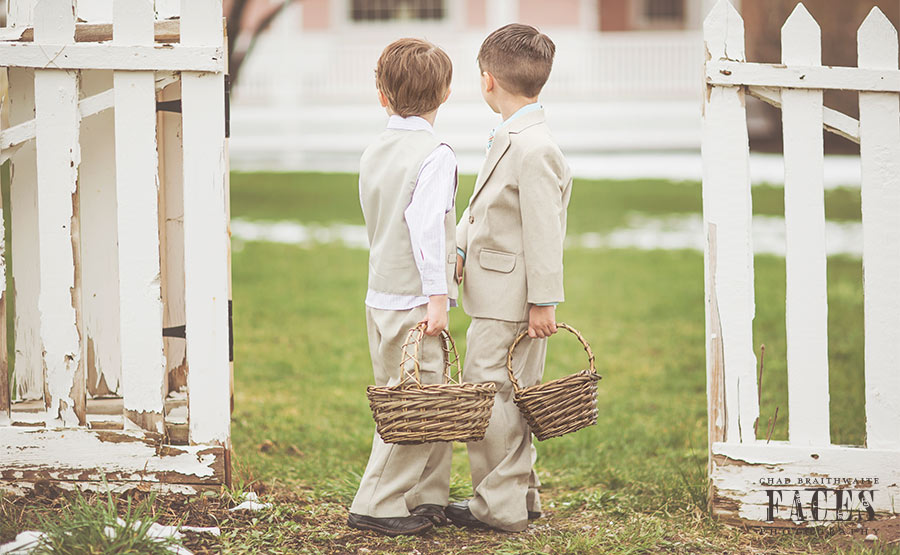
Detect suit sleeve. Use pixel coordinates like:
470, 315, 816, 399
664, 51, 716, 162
519, 144, 566, 305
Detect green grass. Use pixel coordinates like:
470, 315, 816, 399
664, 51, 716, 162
24, 490, 183, 555
222, 172, 877, 552
230, 172, 863, 233
4, 172, 885, 554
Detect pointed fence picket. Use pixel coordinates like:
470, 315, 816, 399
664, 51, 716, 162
703, 0, 900, 526
858, 9, 900, 453
0, 0, 231, 494
780, 4, 829, 448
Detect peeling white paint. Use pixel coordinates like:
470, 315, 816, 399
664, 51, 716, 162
114, 0, 166, 425
712, 442, 900, 522
0, 428, 220, 479
181, 0, 231, 446
8, 48, 44, 402
159, 73, 187, 394
33, 0, 83, 426
80, 70, 122, 397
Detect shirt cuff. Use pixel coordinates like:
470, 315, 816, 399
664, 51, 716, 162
534, 302, 558, 306
421, 274, 448, 297
457, 247, 466, 263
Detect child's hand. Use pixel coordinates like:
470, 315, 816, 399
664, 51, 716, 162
456, 254, 465, 283
528, 305, 557, 338
423, 294, 449, 336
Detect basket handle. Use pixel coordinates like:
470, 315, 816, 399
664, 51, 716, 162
398, 323, 461, 388
506, 322, 596, 393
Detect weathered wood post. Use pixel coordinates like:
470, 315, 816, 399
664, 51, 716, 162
0, 0, 232, 494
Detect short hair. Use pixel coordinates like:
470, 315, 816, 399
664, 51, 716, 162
478, 24, 555, 98
375, 38, 452, 118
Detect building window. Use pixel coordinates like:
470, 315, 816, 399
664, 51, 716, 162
351, 0, 445, 22
643, 0, 684, 23
632, 0, 685, 29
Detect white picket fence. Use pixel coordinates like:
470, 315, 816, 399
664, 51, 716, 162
703, 1, 900, 525
0, 0, 232, 493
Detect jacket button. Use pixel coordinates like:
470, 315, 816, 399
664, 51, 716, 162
469, 215, 475, 224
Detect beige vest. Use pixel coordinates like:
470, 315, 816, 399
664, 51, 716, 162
360, 129, 457, 299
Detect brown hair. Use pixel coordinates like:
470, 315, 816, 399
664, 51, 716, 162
478, 24, 555, 97
375, 38, 452, 117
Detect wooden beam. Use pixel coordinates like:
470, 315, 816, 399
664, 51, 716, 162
33, 0, 85, 427
0, 43, 224, 72
1, 76, 176, 160
0, 154, 8, 424
711, 442, 900, 524
0, 427, 226, 484
79, 71, 122, 398
747, 87, 860, 144
707, 60, 900, 92
859, 7, 900, 451
181, 0, 231, 447
158, 79, 189, 395
0, 19, 180, 43
780, 4, 830, 447
1, 480, 220, 497
702, 0, 759, 445
7, 2, 44, 406
114, 0, 166, 434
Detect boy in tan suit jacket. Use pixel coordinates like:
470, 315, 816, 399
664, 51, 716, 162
447, 24, 573, 532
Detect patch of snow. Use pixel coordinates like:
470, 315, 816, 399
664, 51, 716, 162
1, 521, 219, 555
228, 491, 273, 512
0, 531, 46, 555
562, 152, 861, 190
231, 215, 864, 258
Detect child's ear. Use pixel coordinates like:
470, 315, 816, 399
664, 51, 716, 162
481, 71, 495, 93
442, 87, 451, 103
377, 89, 389, 108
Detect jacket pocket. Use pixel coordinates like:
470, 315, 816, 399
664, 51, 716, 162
479, 248, 516, 273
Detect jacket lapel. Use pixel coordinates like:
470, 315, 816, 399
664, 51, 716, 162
470, 129, 511, 204
469, 109, 546, 206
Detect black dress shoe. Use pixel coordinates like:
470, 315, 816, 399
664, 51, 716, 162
410, 503, 449, 526
444, 500, 492, 530
528, 510, 542, 520
347, 513, 433, 536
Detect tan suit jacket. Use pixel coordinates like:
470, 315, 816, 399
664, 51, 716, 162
457, 109, 572, 322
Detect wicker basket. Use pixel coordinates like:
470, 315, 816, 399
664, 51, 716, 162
367, 323, 497, 445
506, 323, 601, 441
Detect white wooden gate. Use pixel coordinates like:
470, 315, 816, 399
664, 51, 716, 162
0, 0, 232, 494
703, 0, 900, 526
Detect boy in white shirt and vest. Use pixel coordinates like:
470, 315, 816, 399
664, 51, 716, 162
449, 24, 573, 533
348, 38, 459, 537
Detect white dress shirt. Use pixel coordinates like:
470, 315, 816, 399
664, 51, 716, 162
364, 115, 458, 310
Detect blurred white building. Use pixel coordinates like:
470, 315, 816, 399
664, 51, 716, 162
231, 0, 727, 172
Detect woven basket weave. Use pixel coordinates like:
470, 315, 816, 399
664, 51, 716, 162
507, 323, 601, 441
367, 323, 496, 445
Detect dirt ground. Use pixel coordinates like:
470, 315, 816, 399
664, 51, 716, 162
3, 484, 898, 554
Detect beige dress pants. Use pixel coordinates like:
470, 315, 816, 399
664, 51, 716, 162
350, 305, 452, 518
464, 317, 546, 532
